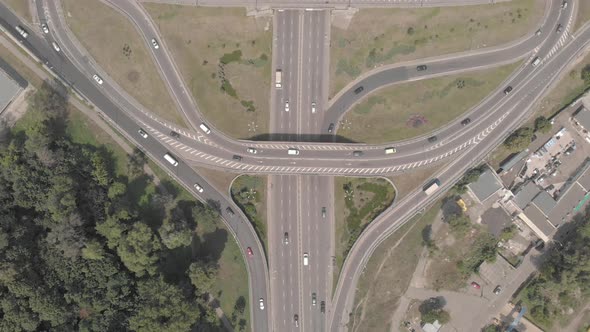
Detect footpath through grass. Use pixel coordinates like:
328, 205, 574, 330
349, 201, 441, 332
334, 177, 395, 290
231, 175, 268, 253
330, 0, 544, 96
61, 0, 186, 127
337, 61, 520, 143
145, 5, 272, 139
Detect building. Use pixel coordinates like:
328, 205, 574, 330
422, 320, 442, 332
499, 148, 530, 174
467, 166, 504, 203
0, 57, 26, 115
572, 105, 590, 141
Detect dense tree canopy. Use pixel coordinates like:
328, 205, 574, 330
0, 83, 225, 331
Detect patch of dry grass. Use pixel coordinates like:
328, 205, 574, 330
4, 0, 31, 23
62, 0, 185, 126
145, 5, 272, 139
330, 0, 544, 97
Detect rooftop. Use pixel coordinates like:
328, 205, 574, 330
531, 191, 556, 216
573, 105, 590, 130
467, 167, 503, 202
523, 205, 556, 237
513, 182, 541, 210
499, 149, 530, 173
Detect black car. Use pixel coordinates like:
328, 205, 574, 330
416, 65, 428, 71
427, 136, 438, 143
225, 207, 234, 216
170, 131, 181, 139
354, 86, 364, 94
461, 118, 471, 126
233, 155, 243, 161
328, 123, 335, 133
320, 301, 325, 313
503, 86, 513, 95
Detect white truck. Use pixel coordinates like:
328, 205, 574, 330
424, 179, 441, 195
275, 69, 282, 88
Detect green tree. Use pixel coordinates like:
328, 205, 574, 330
419, 297, 451, 324
499, 225, 517, 242
117, 223, 161, 277
447, 214, 471, 236
159, 218, 192, 249
82, 239, 106, 260
581, 64, 590, 85
91, 152, 110, 187
503, 127, 533, 151
96, 214, 130, 249
534, 116, 552, 134
188, 260, 218, 295
129, 277, 199, 332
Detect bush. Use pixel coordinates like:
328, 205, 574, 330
503, 127, 533, 151
581, 64, 590, 85
534, 116, 552, 134
219, 50, 243, 64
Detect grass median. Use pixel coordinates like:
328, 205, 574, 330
145, 5, 272, 139
337, 61, 520, 143
61, 0, 186, 127
330, 0, 544, 97
348, 201, 441, 332
231, 175, 268, 253
333, 177, 395, 292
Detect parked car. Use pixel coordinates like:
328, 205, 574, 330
493, 285, 502, 294
471, 281, 481, 289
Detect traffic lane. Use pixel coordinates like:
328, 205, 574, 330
330, 26, 590, 331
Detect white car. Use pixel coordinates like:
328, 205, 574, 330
138, 129, 148, 138
93, 74, 103, 85
52, 42, 60, 52
303, 253, 309, 266
247, 147, 257, 154
194, 183, 204, 193
151, 38, 159, 49
41, 23, 49, 34
259, 298, 265, 310
285, 101, 290, 112
311, 102, 316, 113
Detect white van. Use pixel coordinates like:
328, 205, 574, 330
288, 148, 300, 155
303, 253, 309, 266
531, 57, 541, 67
199, 123, 211, 134
384, 147, 397, 154
164, 153, 179, 167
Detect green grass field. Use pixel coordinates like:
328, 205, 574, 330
337, 61, 520, 143
231, 175, 267, 253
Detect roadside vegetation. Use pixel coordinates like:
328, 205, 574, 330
231, 175, 267, 252
575, 1, 590, 32
61, 0, 185, 127
337, 62, 519, 143
334, 177, 395, 284
145, 5, 272, 139
330, 0, 544, 96
349, 201, 441, 331
1, 83, 249, 331
518, 210, 590, 330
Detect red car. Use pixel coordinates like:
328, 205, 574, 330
471, 281, 481, 289
247, 247, 253, 257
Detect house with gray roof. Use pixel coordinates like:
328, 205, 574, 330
466, 166, 504, 203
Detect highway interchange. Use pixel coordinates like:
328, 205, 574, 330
1, 0, 589, 331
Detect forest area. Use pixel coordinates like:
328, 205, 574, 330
0, 83, 241, 331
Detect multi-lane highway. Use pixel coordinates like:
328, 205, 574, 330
2, 0, 589, 331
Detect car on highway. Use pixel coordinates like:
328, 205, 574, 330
322, 207, 326, 218
170, 131, 181, 139
312, 293, 317, 305
493, 285, 502, 294
561, 1, 568, 9
194, 183, 204, 193
328, 123, 334, 133
225, 207, 234, 216
247, 147, 257, 154
311, 102, 316, 113
199, 123, 211, 134
285, 100, 290, 112
259, 298, 265, 310
535, 29, 542, 36
138, 128, 148, 138
427, 136, 438, 143
52, 42, 60, 52
531, 57, 541, 67
503, 86, 513, 95
92, 74, 103, 85
41, 23, 49, 34
151, 38, 159, 49
556, 24, 563, 33
284, 232, 289, 244
471, 281, 481, 289
461, 118, 471, 126
294, 314, 299, 327
384, 147, 397, 154
354, 86, 364, 94
15, 25, 28, 38
320, 301, 325, 313
416, 65, 428, 71
353, 150, 364, 157
288, 148, 300, 156
233, 155, 243, 161
303, 253, 309, 266
247, 247, 253, 257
